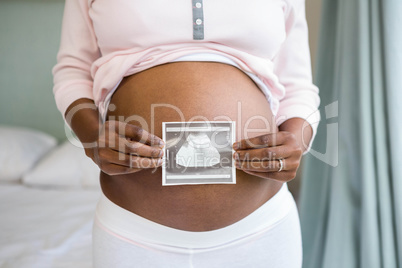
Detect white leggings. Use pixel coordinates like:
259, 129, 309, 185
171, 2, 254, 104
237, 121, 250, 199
92, 184, 302, 268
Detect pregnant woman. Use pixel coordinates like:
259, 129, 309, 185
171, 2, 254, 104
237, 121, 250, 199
53, 0, 320, 267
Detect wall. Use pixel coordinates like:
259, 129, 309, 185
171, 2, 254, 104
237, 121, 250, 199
306, 0, 323, 72
0, 0, 66, 140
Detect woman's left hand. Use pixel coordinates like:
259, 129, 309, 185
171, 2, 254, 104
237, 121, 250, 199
232, 131, 303, 182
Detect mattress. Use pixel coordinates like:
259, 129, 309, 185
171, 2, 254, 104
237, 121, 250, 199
0, 184, 100, 268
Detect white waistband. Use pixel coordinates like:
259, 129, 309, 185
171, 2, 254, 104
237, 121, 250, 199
95, 183, 294, 249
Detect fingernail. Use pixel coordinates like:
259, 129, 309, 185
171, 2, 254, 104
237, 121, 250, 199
233, 142, 239, 150
159, 140, 165, 148
158, 150, 163, 157
157, 158, 163, 166
234, 152, 239, 161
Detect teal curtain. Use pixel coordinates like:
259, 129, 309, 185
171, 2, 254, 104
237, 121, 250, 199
299, 0, 402, 267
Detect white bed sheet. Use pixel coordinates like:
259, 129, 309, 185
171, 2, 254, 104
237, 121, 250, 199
0, 184, 101, 268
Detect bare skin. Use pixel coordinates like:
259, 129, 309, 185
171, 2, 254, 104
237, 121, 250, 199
65, 61, 312, 231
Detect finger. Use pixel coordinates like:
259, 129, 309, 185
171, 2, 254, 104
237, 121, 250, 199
111, 121, 165, 148
233, 133, 286, 150
106, 135, 164, 158
99, 149, 163, 169
125, 141, 164, 158
233, 145, 292, 161
235, 159, 283, 172
101, 162, 143, 176
127, 154, 164, 169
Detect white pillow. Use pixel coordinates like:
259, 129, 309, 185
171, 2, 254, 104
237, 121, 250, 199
0, 126, 57, 182
22, 141, 101, 189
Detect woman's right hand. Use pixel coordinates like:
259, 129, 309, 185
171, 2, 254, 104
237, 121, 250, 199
85, 120, 165, 176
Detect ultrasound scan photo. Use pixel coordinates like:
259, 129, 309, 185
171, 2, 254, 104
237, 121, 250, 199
162, 121, 236, 186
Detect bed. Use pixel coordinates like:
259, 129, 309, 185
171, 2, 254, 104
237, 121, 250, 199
0, 126, 101, 268
0, 184, 100, 268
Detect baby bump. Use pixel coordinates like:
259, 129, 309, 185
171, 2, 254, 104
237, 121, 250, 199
102, 61, 282, 231
107, 61, 277, 139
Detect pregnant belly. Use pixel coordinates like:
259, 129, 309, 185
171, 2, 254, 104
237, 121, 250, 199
101, 61, 283, 231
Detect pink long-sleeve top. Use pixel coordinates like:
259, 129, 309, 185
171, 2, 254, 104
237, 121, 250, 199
53, 0, 320, 149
